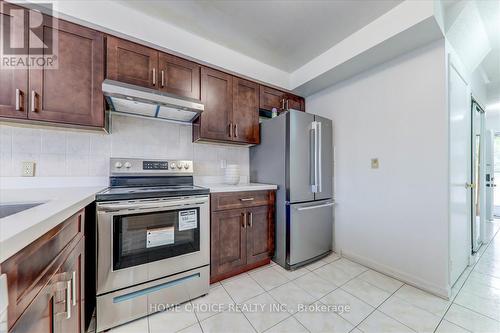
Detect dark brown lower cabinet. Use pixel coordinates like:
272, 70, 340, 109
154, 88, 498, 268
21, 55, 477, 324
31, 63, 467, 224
210, 191, 275, 283
1, 210, 85, 333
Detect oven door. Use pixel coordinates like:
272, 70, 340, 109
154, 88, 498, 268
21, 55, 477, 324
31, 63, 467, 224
97, 195, 209, 295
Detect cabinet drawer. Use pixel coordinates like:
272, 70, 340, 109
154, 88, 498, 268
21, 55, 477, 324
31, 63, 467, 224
0, 209, 84, 330
211, 191, 274, 211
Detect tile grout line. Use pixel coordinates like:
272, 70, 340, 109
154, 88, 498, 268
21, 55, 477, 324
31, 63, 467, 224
432, 220, 500, 333
219, 278, 260, 333
350, 282, 418, 333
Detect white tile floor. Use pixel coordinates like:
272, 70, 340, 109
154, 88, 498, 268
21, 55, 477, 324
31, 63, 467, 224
107, 220, 500, 333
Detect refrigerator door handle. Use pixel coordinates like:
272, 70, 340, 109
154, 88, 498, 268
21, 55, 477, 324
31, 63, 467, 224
295, 201, 335, 211
317, 121, 322, 193
310, 125, 316, 191
311, 122, 319, 193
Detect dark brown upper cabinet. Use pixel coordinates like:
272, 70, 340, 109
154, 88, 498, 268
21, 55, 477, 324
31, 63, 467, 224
29, 16, 104, 127
0, 2, 28, 120
158, 53, 200, 99
0, 4, 104, 128
106, 36, 157, 89
194, 69, 260, 145
106, 36, 201, 101
259, 85, 305, 112
232, 78, 259, 144
195, 67, 233, 142
285, 93, 305, 111
259, 85, 286, 112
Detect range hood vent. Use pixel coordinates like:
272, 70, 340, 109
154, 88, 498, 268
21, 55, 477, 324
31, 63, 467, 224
102, 79, 204, 123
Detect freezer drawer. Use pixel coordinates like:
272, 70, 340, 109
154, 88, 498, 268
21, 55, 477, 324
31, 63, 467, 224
287, 200, 334, 266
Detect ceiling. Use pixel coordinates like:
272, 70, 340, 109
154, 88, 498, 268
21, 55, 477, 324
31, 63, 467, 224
477, 0, 500, 84
116, 0, 402, 72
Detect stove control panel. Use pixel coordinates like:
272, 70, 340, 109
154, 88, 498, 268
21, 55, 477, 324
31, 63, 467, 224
110, 158, 193, 175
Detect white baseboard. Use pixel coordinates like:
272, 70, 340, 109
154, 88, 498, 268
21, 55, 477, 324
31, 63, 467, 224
340, 250, 451, 300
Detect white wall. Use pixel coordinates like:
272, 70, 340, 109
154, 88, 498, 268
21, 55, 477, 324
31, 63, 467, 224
0, 115, 249, 183
306, 40, 449, 296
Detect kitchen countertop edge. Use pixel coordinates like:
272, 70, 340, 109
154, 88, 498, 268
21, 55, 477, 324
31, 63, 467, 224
198, 183, 278, 193
0, 186, 105, 264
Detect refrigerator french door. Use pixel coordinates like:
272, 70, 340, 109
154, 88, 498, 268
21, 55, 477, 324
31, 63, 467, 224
250, 109, 334, 269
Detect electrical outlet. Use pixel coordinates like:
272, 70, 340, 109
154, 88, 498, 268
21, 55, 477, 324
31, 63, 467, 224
220, 159, 227, 169
371, 158, 379, 169
22, 161, 35, 177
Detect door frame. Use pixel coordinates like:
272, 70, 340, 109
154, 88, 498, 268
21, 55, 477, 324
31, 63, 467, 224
471, 98, 486, 252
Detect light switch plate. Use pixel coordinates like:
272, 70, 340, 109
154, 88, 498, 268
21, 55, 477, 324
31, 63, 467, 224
371, 158, 379, 169
22, 161, 35, 177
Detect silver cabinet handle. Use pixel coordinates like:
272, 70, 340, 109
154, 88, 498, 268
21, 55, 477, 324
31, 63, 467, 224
242, 212, 246, 228
248, 212, 253, 227
65, 280, 71, 319
281, 99, 285, 110
228, 123, 233, 137
31, 90, 36, 112
71, 271, 76, 306
240, 197, 254, 202
296, 202, 335, 211
15, 89, 21, 111
161, 70, 165, 87
152, 68, 156, 86
234, 123, 238, 138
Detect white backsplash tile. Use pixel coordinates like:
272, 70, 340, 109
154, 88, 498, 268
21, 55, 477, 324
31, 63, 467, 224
0, 125, 12, 153
41, 129, 67, 154
11, 127, 41, 154
0, 114, 250, 179
66, 132, 91, 155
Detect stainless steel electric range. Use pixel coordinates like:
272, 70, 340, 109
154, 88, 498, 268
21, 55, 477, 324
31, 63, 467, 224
95, 158, 210, 332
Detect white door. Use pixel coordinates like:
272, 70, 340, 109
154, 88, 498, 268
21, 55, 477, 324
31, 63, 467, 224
449, 61, 472, 286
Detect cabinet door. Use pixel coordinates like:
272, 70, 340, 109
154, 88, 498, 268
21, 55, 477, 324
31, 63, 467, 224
0, 2, 28, 119
198, 67, 232, 141
158, 53, 200, 99
28, 16, 104, 127
286, 94, 305, 111
10, 272, 58, 333
211, 209, 247, 279
246, 206, 274, 265
259, 85, 285, 111
106, 36, 158, 89
59, 238, 84, 333
232, 77, 259, 144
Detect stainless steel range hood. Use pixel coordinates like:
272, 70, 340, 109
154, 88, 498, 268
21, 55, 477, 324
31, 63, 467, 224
102, 79, 204, 123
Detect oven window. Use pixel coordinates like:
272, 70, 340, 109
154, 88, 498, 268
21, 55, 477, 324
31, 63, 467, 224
113, 208, 200, 270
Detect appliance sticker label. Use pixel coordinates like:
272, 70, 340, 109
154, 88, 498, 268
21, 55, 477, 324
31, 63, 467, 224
146, 226, 174, 248
179, 209, 197, 231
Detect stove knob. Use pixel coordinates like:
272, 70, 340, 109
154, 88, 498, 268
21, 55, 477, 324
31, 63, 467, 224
170, 162, 176, 169
124, 162, 132, 169
177, 162, 183, 169
184, 163, 190, 170
114, 162, 123, 169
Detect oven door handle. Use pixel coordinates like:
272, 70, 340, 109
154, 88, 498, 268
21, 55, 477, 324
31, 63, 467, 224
98, 198, 208, 212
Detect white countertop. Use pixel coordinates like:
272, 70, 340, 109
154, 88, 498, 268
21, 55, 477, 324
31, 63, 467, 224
197, 183, 278, 193
0, 186, 105, 263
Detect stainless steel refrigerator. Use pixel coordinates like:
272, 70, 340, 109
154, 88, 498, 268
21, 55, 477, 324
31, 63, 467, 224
250, 110, 334, 270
